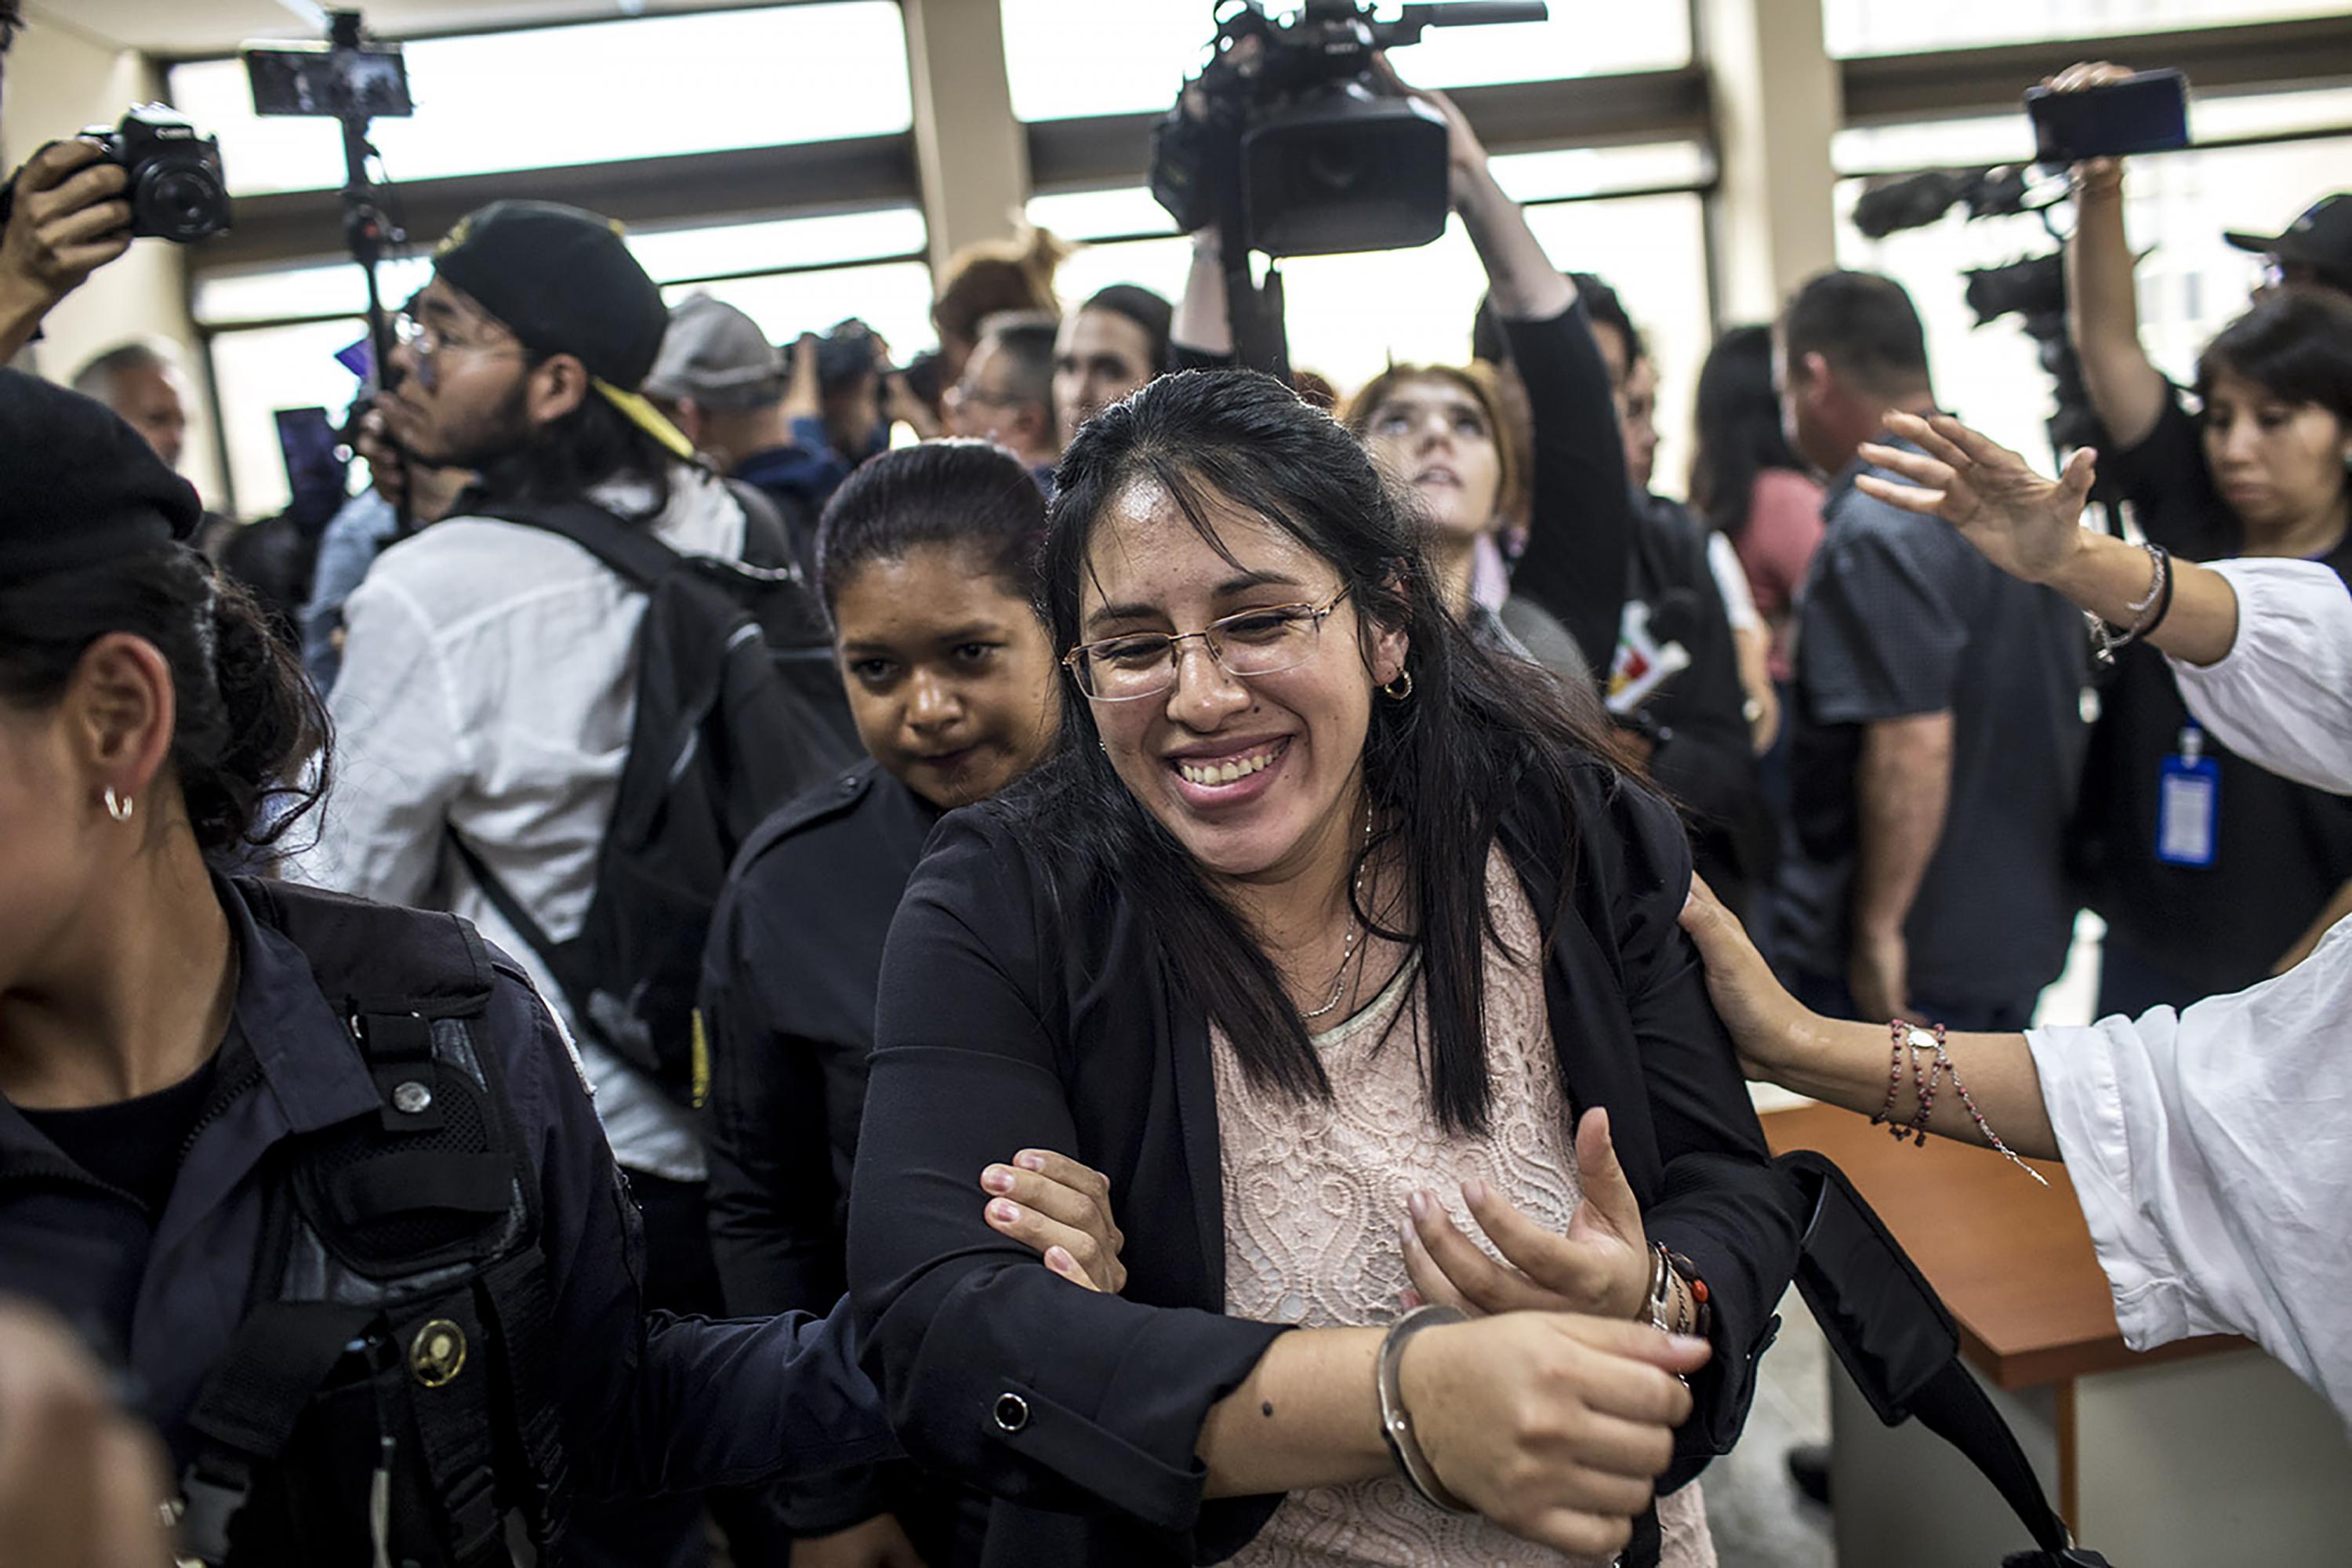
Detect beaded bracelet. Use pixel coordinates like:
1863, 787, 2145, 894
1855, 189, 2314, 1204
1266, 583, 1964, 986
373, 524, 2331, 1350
1883, 1021, 2052, 1186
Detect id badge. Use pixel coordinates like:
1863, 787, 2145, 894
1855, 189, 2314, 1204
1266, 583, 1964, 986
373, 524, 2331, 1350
2156, 726, 2219, 868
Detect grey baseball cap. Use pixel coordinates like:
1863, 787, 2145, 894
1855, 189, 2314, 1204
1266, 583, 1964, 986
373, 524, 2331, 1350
642, 292, 786, 410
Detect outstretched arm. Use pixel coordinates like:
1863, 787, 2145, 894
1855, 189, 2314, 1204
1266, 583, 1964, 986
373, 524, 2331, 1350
2052, 62, 2171, 449
1677, 877, 2060, 1162
1856, 410, 2241, 665
0, 140, 132, 361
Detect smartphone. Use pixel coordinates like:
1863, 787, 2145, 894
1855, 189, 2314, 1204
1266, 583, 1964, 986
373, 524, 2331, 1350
275, 406, 349, 519
244, 41, 413, 120
2024, 69, 2189, 163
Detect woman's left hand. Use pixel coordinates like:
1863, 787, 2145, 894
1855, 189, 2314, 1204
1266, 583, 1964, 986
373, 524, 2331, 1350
1400, 1108, 1650, 1321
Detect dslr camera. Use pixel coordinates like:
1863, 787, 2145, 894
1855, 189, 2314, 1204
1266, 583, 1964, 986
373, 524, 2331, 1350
1151, 0, 1546, 257
87, 104, 230, 243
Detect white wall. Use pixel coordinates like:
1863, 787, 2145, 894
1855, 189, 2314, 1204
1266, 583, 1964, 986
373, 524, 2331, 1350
2, 13, 225, 505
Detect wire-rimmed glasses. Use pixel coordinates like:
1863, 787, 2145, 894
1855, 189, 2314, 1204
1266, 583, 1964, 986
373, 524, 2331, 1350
1062, 587, 1351, 702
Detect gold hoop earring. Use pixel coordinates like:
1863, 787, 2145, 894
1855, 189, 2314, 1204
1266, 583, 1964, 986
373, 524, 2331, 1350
103, 786, 136, 824
1379, 670, 1414, 702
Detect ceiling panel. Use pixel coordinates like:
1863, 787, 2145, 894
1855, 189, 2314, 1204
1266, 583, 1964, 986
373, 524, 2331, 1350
31, 0, 795, 58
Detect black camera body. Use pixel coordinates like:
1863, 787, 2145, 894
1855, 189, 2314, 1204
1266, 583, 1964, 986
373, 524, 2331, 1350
87, 104, 230, 243
1152, 0, 1545, 258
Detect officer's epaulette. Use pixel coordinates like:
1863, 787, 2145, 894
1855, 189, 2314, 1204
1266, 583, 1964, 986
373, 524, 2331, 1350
732, 756, 881, 872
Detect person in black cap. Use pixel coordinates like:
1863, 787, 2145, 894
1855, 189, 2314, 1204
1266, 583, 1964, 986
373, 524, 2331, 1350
2227, 192, 2352, 299
0, 369, 1118, 1566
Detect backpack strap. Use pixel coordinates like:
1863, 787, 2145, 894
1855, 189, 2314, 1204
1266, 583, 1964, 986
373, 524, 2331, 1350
179, 1299, 380, 1566
471, 495, 684, 591
443, 834, 593, 1045
1776, 1151, 2105, 1564
723, 477, 800, 578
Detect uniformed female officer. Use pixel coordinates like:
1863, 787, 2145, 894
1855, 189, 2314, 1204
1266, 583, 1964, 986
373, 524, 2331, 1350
701, 440, 1074, 1564
0, 372, 1112, 1566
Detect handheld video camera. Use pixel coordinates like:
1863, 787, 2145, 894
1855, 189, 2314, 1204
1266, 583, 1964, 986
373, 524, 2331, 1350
1151, 0, 1548, 258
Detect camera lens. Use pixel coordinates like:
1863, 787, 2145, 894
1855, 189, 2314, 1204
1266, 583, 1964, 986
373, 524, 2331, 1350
141, 166, 227, 242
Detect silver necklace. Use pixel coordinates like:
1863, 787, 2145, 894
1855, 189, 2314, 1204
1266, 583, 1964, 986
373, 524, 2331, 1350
1300, 808, 1375, 1022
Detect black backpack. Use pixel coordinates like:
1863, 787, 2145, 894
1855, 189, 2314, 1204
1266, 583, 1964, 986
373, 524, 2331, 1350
452, 481, 861, 1105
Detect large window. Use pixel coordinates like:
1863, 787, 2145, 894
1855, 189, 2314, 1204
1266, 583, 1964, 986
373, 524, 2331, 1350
1825, 0, 2352, 56
167, 2, 911, 197
1000, 0, 1690, 123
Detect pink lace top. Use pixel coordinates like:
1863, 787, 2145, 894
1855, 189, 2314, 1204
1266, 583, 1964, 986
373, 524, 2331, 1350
1211, 848, 1714, 1568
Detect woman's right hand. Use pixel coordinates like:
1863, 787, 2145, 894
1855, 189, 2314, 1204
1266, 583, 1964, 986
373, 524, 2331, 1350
1400, 1313, 1709, 1559
1677, 873, 1820, 1082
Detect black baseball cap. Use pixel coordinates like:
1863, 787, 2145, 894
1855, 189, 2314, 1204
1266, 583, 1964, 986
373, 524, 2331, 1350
0, 369, 201, 586
431, 200, 694, 460
2225, 194, 2352, 292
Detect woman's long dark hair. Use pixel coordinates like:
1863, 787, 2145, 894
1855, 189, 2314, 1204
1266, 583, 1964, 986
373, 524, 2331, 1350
1010, 369, 1628, 1134
1689, 324, 1803, 540
0, 547, 328, 858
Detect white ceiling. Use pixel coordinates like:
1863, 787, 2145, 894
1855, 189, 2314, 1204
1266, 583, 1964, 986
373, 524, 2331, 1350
30, 0, 791, 57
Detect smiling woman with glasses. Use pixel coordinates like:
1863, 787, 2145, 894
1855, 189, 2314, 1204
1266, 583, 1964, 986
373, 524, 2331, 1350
846, 369, 1805, 1568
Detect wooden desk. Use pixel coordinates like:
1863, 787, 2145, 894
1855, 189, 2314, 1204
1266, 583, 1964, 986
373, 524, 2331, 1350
1762, 1101, 2352, 1566
1761, 1102, 2241, 1389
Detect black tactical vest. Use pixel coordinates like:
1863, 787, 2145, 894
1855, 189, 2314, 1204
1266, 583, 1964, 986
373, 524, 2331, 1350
175, 881, 569, 1568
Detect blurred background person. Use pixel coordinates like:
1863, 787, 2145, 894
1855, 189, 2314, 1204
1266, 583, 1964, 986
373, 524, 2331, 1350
928, 224, 1069, 404
1053, 281, 1171, 446
1774, 269, 2086, 1030
645, 290, 831, 572
69, 340, 186, 470
942, 308, 1062, 492
1690, 325, 1824, 709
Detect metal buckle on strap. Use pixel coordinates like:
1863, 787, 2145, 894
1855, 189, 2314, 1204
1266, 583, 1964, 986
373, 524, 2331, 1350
173, 1461, 252, 1566
443, 1463, 500, 1552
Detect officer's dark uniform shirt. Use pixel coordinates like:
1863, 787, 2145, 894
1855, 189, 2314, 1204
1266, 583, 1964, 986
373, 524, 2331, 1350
702, 759, 942, 1319
701, 761, 957, 1548
0, 876, 895, 1496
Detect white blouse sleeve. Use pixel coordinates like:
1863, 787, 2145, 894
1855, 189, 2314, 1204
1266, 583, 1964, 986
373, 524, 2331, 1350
2166, 558, 2352, 794
2025, 916, 2352, 1427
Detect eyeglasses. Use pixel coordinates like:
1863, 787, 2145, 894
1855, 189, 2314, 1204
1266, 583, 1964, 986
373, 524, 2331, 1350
1062, 587, 1351, 702
945, 379, 1024, 412
393, 308, 526, 370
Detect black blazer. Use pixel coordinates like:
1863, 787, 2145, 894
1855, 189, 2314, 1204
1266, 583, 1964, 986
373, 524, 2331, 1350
848, 757, 1806, 1565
